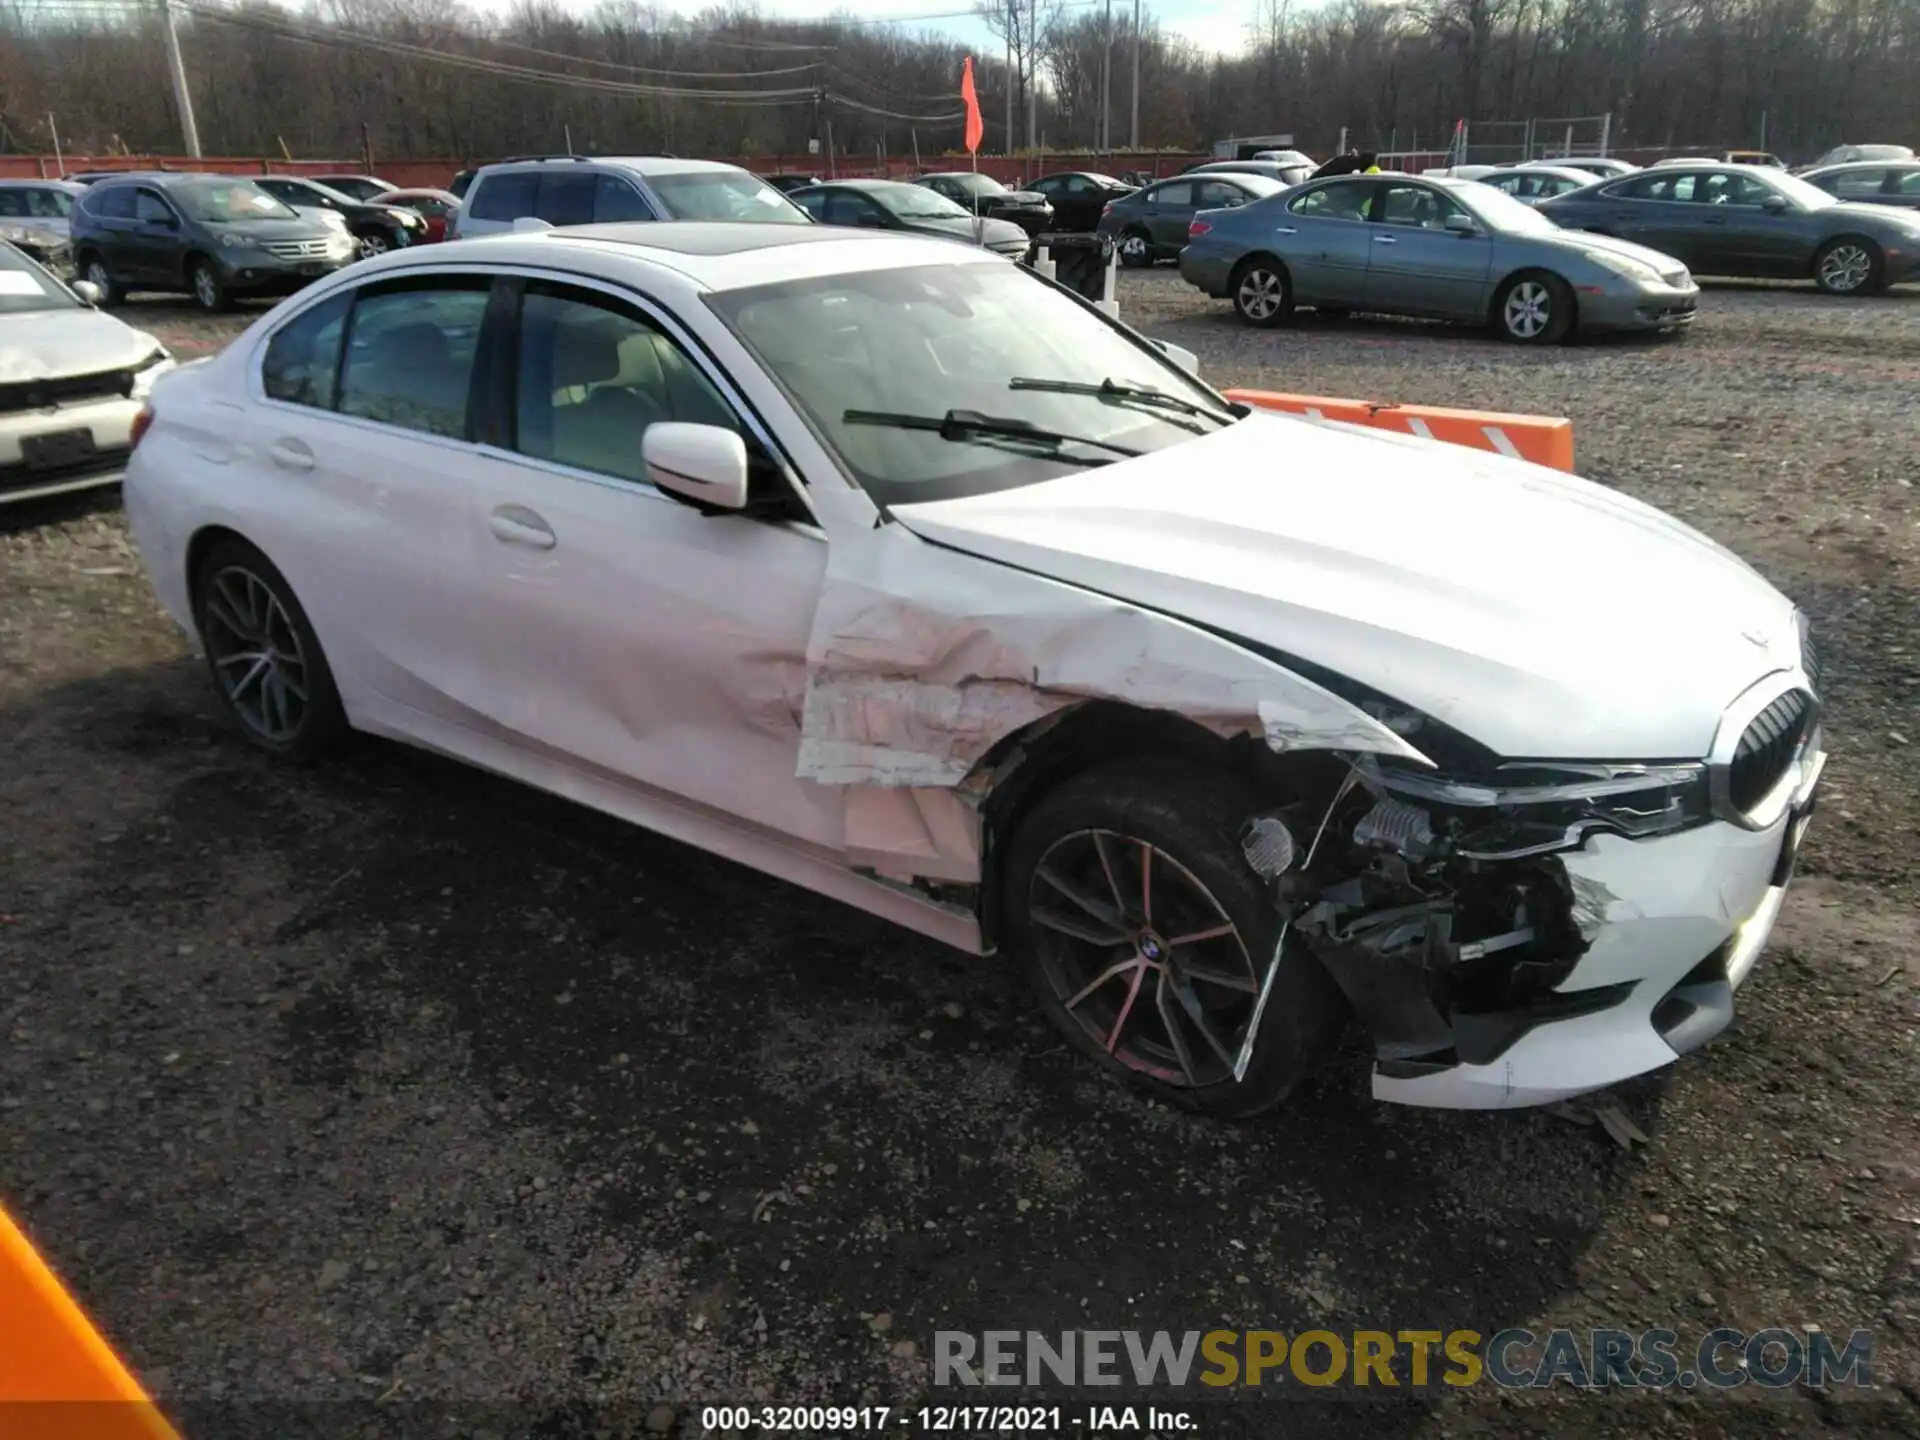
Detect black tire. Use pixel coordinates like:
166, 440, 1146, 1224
1117, 228, 1154, 267
1813, 235, 1883, 296
1228, 256, 1292, 328
191, 537, 348, 762
78, 253, 121, 306
1002, 759, 1344, 1118
354, 227, 397, 259
187, 255, 230, 313
1492, 270, 1573, 344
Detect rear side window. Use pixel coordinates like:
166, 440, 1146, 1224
262, 292, 351, 410
537, 171, 597, 226
1145, 182, 1192, 206
1900, 171, 1920, 196
1831, 169, 1889, 200
593, 175, 654, 222
337, 278, 493, 439
87, 185, 136, 219
467, 172, 539, 221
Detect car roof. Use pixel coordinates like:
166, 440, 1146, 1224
394, 222, 1001, 292
0, 177, 86, 190
1806, 159, 1918, 173
475, 155, 748, 177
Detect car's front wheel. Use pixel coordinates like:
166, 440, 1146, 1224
1813, 236, 1882, 295
1118, 228, 1153, 267
188, 256, 230, 313
1229, 257, 1292, 328
80, 255, 121, 306
1002, 761, 1343, 1118
1494, 271, 1573, 343
192, 537, 347, 762
356, 228, 395, 259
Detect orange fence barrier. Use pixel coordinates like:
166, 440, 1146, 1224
1224, 388, 1576, 472
0, 1205, 178, 1439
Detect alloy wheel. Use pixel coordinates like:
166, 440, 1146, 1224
1121, 233, 1149, 264
1818, 243, 1870, 293
1028, 829, 1261, 1089
1237, 268, 1284, 321
192, 264, 220, 310
1504, 280, 1552, 338
358, 232, 390, 259
85, 260, 111, 294
201, 565, 310, 743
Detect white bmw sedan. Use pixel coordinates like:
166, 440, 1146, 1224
123, 223, 1825, 1117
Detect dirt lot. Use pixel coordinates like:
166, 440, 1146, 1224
3, 276, 1917, 1440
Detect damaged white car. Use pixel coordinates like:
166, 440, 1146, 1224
122, 225, 1825, 1116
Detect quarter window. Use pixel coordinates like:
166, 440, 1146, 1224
337, 279, 492, 438
513, 284, 739, 483
262, 292, 351, 410
467, 172, 539, 221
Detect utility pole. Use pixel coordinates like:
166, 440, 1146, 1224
1004, 2, 1014, 159
1100, 0, 1111, 153
1025, 0, 1037, 152
1128, 0, 1140, 151
160, 0, 201, 158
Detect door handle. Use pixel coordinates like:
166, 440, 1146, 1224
488, 504, 556, 550
1373, 234, 1397, 244
1273, 225, 1298, 234
266, 437, 314, 472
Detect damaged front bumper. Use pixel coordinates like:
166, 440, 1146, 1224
1356, 743, 1824, 1110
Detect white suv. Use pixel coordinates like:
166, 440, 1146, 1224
449, 155, 810, 238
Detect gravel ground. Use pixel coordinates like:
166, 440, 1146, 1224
3, 278, 1917, 1440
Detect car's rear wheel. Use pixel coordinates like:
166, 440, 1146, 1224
1494, 271, 1573, 343
1118, 228, 1153, 267
193, 537, 347, 762
80, 255, 121, 306
1813, 236, 1882, 295
188, 256, 230, 313
1229, 257, 1292, 328
1002, 761, 1343, 1118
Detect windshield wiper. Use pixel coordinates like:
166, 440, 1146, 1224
1007, 375, 1240, 428
843, 408, 1143, 462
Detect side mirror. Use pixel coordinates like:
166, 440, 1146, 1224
1761, 194, 1789, 213
71, 279, 103, 305
643, 422, 749, 511
1148, 337, 1202, 378
1443, 213, 1477, 235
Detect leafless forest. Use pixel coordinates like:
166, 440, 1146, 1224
1, 0, 1916, 166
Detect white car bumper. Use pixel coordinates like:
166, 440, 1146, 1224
1373, 750, 1824, 1110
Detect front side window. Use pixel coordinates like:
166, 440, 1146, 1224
135, 190, 176, 224
1620, 172, 1700, 202
30, 188, 73, 218
1289, 182, 1368, 219
873, 184, 968, 221
1899, 170, 1920, 196
337, 279, 492, 438
593, 175, 654, 222
646, 171, 809, 224
537, 171, 598, 226
1831, 169, 1889, 200
791, 190, 827, 220
1145, 182, 1192, 206
468, 172, 539, 222
513, 285, 739, 483
823, 191, 885, 227
707, 261, 1230, 506
262, 291, 350, 409
1698, 172, 1772, 206
1377, 184, 1465, 229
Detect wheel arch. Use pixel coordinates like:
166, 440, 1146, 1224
1811, 231, 1884, 281
1230, 249, 1291, 285
184, 523, 256, 607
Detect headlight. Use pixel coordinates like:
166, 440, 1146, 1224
1589, 249, 1667, 285
316, 209, 350, 231
326, 231, 358, 257
217, 232, 258, 250
1364, 759, 1714, 859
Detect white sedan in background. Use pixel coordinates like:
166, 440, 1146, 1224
122, 224, 1824, 1118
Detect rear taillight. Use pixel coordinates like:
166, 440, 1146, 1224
129, 405, 154, 450
1101, 201, 1114, 217
1189, 219, 1212, 237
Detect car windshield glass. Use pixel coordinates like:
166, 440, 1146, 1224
1759, 171, 1838, 209
949, 174, 1005, 195
172, 178, 297, 222
647, 171, 810, 223
873, 184, 969, 220
707, 261, 1233, 506
0, 246, 76, 313
1458, 183, 1559, 233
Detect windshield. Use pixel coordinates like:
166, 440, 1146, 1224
0, 245, 78, 313
1760, 170, 1840, 209
947, 173, 1005, 196
707, 261, 1233, 506
1457, 183, 1560, 234
173, 178, 298, 222
648, 170, 810, 224
873, 184, 970, 221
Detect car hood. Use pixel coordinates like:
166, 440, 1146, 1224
887, 411, 1798, 761
0, 307, 162, 381
1550, 229, 1691, 274
991, 190, 1048, 207
205, 216, 338, 241
906, 215, 1031, 249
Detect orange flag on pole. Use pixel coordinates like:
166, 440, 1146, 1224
960, 56, 984, 154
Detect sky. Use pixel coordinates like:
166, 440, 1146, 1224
733, 1, 1261, 60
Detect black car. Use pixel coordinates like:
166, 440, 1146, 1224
788, 178, 1032, 258
1095, 171, 1286, 266
449, 169, 477, 200
1026, 171, 1137, 232
914, 172, 1054, 234
70, 173, 357, 311
760, 173, 822, 194
1801, 161, 1920, 211
253, 175, 427, 258
1538, 163, 1920, 295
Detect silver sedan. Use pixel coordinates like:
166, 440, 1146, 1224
1179, 174, 1700, 343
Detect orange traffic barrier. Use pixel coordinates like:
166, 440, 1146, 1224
0, 1204, 178, 1440
1224, 388, 1576, 472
